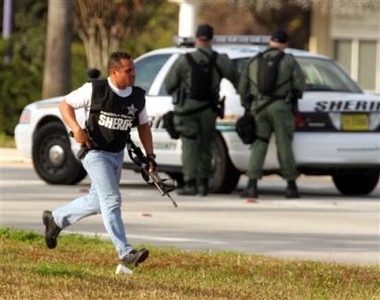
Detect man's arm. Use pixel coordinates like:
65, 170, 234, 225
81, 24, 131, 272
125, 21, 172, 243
137, 122, 154, 156
292, 59, 306, 98
218, 54, 238, 89
237, 62, 250, 108
59, 99, 92, 148
137, 122, 155, 172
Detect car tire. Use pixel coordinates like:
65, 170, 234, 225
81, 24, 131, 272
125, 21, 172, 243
209, 131, 241, 194
32, 122, 87, 185
332, 170, 379, 195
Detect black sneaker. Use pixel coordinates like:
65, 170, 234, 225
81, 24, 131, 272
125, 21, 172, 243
121, 248, 149, 267
42, 210, 61, 249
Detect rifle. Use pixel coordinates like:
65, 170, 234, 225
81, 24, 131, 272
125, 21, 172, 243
126, 136, 178, 208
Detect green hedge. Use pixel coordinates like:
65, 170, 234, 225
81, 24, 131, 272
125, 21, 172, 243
0, 59, 42, 136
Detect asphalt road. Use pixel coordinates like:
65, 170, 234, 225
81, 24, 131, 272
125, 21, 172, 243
1, 161, 379, 266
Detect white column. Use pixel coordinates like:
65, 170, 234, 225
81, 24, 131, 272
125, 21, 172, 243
170, 0, 200, 38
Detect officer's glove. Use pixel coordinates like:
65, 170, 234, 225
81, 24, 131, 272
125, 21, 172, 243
146, 154, 158, 173
140, 154, 158, 183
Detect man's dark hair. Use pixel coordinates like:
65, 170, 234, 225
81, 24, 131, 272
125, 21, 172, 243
108, 51, 132, 70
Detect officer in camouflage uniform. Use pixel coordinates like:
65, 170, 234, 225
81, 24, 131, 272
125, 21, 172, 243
164, 24, 238, 196
238, 29, 306, 198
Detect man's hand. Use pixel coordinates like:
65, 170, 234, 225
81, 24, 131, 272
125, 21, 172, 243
146, 154, 157, 173
73, 129, 93, 148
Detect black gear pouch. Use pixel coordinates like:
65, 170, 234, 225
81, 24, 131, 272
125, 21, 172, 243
236, 110, 256, 144
162, 111, 180, 139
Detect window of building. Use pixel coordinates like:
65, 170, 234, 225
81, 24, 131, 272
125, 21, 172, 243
334, 39, 379, 93
334, 40, 352, 75
358, 41, 377, 91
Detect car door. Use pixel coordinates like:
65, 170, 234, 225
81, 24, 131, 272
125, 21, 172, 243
131, 52, 183, 170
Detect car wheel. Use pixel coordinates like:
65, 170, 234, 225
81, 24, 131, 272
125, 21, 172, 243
209, 131, 241, 193
332, 170, 379, 195
32, 122, 87, 184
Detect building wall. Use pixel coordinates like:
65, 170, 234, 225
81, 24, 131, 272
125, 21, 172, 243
309, 9, 331, 57
331, 12, 380, 93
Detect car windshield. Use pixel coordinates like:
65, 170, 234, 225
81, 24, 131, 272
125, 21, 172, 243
233, 56, 363, 93
135, 54, 171, 92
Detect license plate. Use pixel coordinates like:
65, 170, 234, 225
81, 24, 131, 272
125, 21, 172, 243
341, 114, 369, 131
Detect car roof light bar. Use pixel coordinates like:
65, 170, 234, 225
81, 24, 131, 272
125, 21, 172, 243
213, 35, 270, 44
174, 35, 271, 47
174, 36, 196, 47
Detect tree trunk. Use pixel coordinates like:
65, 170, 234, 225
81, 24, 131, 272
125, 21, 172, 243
42, 0, 73, 98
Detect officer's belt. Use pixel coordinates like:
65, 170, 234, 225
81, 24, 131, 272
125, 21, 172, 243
173, 102, 214, 117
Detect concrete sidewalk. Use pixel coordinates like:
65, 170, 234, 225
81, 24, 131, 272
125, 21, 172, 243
0, 147, 31, 163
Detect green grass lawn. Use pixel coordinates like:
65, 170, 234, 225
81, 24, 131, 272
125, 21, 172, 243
0, 133, 15, 148
1, 227, 379, 299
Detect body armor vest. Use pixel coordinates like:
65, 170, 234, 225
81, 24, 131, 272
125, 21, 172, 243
87, 80, 145, 152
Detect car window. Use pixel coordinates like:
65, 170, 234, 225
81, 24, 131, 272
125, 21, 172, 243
135, 54, 171, 93
234, 56, 362, 94
296, 57, 362, 93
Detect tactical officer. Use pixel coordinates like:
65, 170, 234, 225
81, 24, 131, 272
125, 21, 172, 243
164, 24, 238, 196
42, 51, 155, 269
238, 29, 306, 198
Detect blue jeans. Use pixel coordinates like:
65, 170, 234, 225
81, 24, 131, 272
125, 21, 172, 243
53, 149, 132, 259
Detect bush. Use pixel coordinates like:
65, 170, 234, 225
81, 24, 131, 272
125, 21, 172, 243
0, 58, 42, 136
0, 0, 47, 137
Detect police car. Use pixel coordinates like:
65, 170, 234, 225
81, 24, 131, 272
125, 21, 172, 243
14, 36, 380, 196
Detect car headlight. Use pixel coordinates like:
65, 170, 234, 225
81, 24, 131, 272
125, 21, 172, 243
18, 109, 31, 124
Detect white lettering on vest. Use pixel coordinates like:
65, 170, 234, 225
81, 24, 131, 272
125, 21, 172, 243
98, 111, 134, 131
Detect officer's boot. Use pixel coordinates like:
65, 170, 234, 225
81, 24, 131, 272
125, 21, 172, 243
286, 180, 300, 198
177, 179, 197, 196
240, 179, 258, 198
197, 178, 209, 197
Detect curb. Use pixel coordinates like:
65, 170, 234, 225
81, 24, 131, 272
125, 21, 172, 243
0, 148, 31, 163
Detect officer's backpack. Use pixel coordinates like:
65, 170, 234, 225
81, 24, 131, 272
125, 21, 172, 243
256, 50, 285, 96
185, 51, 219, 101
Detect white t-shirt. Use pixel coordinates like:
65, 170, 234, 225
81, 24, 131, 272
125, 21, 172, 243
64, 77, 149, 125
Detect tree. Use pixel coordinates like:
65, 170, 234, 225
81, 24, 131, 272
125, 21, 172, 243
74, 0, 141, 73
42, 0, 73, 98
223, 0, 379, 15
74, 0, 171, 73
122, 1, 178, 55
200, 0, 310, 49
244, 0, 310, 49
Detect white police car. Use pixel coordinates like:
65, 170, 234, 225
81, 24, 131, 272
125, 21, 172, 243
14, 36, 380, 195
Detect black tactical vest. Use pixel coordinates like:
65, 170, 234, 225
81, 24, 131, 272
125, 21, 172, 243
87, 80, 145, 152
